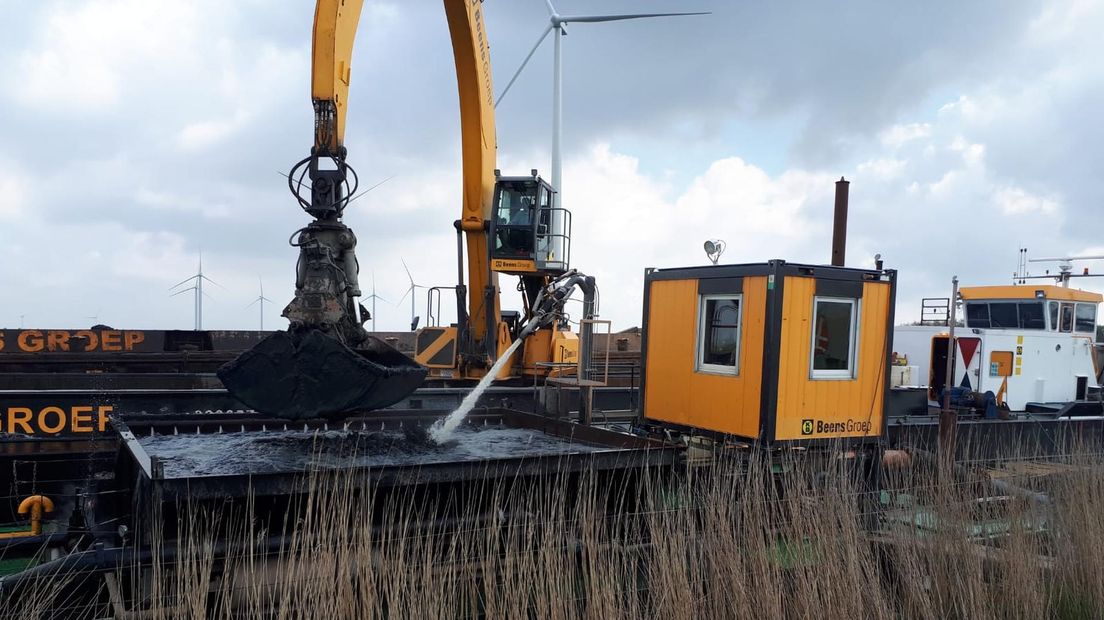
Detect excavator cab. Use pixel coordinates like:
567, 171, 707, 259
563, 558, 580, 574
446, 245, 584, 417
490, 170, 571, 276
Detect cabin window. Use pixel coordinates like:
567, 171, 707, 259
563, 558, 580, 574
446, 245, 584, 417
965, 303, 990, 328
811, 297, 859, 379
965, 301, 1044, 329
1075, 303, 1097, 333
495, 184, 534, 226
1049, 301, 1060, 331
1060, 303, 1074, 333
1017, 302, 1046, 330
989, 302, 1019, 328
696, 295, 742, 374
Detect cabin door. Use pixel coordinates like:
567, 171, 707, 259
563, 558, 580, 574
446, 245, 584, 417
954, 337, 983, 391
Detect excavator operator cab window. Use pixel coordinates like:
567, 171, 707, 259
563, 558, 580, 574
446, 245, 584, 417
494, 182, 536, 259
491, 174, 571, 276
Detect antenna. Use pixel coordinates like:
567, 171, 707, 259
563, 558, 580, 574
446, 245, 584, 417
1025, 254, 1104, 288
245, 276, 274, 330
495, 2, 709, 200
170, 252, 223, 330
397, 259, 429, 332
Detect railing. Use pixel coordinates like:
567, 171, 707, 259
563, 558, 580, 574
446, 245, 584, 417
425, 286, 457, 328
921, 297, 951, 326
536, 207, 572, 272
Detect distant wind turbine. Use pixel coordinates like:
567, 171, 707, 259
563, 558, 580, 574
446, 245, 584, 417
495, 1, 709, 196
397, 260, 429, 332
363, 270, 389, 333
169, 252, 222, 330
245, 276, 274, 330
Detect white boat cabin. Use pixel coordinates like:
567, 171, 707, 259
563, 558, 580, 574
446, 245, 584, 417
928, 285, 1101, 410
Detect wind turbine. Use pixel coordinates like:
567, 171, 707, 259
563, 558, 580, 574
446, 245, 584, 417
495, 1, 709, 196
397, 260, 429, 332
169, 253, 221, 330
363, 270, 389, 333
245, 276, 274, 330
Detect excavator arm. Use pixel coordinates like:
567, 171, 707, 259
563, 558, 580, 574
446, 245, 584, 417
443, 0, 506, 368
218, 0, 426, 420
311, 0, 364, 156
417, 1, 594, 380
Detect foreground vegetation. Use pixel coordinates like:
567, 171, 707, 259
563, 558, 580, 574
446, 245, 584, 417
6, 443, 1104, 619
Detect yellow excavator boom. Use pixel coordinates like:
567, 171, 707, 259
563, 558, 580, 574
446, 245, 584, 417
443, 0, 504, 358
312, 0, 365, 153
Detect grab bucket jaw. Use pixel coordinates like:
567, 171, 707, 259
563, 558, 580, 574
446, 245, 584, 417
217, 330, 427, 420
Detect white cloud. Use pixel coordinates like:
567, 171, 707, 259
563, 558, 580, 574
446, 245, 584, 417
879, 123, 931, 148
0, 164, 26, 219
177, 113, 250, 151
13, 0, 201, 109
857, 158, 907, 178
135, 189, 231, 219
2, 0, 1103, 333
949, 136, 986, 166
992, 186, 1060, 216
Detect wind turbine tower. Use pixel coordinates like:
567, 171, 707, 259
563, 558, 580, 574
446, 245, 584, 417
170, 253, 220, 330
246, 276, 274, 330
398, 260, 428, 332
363, 271, 389, 333
495, 1, 708, 197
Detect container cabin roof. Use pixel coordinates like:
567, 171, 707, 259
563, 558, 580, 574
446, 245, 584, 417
959, 285, 1103, 303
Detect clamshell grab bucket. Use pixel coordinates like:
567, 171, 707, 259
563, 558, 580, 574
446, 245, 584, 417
217, 330, 427, 420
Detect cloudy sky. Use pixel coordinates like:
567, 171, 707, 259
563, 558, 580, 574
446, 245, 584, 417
1, 0, 1101, 332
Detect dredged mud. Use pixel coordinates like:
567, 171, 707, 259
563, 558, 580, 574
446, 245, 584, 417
139, 425, 603, 478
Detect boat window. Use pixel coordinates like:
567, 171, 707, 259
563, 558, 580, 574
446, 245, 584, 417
811, 297, 859, 379
965, 303, 990, 328
697, 295, 742, 374
1017, 302, 1046, 330
988, 302, 1018, 329
1060, 303, 1074, 333
1075, 303, 1097, 334
1049, 301, 1060, 331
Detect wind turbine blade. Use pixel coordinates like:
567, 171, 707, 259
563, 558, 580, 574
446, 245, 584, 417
168, 274, 197, 291
544, 0, 556, 16
495, 24, 554, 108
345, 175, 395, 206
398, 285, 413, 305
245, 298, 260, 309
170, 287, 195, 298
558, 12, 710, 24
200, 275, 227, 290
401, 259, 415, 286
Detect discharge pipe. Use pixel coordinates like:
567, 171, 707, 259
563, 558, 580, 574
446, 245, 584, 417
519, 271, 597, 423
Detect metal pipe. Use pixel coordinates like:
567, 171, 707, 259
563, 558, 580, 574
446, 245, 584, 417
939, 276, 960, 469
578, 275, 597, 425
551, 25, 563, 200
831, 176, 849, 267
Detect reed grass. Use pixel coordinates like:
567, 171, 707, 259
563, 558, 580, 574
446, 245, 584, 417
6, 438, 1104, 619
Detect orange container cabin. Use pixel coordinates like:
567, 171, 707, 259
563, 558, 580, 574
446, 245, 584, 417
640, 260, 897, 446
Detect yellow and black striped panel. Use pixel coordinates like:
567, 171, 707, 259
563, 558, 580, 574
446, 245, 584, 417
414, 327, 458, 369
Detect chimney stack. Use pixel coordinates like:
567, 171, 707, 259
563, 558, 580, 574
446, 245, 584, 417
831, 176, 850, 267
